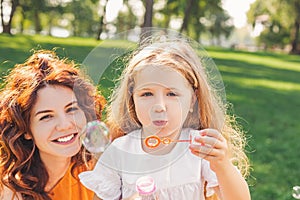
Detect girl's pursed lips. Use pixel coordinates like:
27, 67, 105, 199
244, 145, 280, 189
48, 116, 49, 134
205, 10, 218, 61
152, 120, 168, 126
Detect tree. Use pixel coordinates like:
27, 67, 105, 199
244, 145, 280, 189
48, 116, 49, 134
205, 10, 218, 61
95, 0, 107, 40
180, 0, 195, 33
290, 0, 300, 54
115, 1, 137, 33
142, 0, 153, 28
140, 0, 153, 43
20, 0, 45, 33
161, 0, 231, 42
0, 0, 18, 34
247, 0, 300, 54
66, 0, 98, 37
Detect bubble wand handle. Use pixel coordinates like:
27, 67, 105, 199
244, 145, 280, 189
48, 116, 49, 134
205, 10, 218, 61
173, 139, 191, 143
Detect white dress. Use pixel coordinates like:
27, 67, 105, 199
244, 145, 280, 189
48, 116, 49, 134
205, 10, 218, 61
79, 128, 218, 200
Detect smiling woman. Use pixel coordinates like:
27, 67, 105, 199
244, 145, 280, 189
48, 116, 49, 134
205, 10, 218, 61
0, 50, 105, 200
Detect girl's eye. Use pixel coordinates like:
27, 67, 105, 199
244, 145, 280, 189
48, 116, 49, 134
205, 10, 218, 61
167, 91, 177, 96
141, 92, 153, 97
39, 114, 52, 121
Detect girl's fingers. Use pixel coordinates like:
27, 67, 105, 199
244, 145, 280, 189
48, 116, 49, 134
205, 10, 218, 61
193, 136, 220, 149
189, 146, 217, 159
200, 129, 225, 142
189, 129, 228, 160
190, 143, 218, 155
191, 129, 225, 149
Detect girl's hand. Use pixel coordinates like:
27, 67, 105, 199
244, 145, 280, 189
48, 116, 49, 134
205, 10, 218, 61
189, 129, 231, 172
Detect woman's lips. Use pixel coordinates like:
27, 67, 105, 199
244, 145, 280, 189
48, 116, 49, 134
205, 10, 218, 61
152, 120, 168, 126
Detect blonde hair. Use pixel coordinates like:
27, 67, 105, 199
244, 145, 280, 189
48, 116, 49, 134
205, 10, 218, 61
106, 38, 249, 177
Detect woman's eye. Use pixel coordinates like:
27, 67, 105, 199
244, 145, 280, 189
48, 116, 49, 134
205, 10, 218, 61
39, 115, 52, 121
67, 107, 79, 113
141, 92, 153, 97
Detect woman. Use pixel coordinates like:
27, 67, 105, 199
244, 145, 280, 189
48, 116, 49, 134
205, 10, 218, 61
0, 50, 105, 200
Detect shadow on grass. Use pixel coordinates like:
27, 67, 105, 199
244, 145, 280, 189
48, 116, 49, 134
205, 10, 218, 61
215, 58, 300, 84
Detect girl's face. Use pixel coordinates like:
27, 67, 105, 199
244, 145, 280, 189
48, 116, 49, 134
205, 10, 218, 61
29, 85, 87, 161
133, 66, 195, 137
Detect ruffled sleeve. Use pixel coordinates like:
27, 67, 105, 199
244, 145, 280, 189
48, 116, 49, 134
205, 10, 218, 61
79, 161, 121, 200
201, 159, 218, 197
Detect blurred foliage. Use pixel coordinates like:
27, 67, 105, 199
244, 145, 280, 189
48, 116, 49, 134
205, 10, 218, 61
247, 0, 300, 54
1, 0, 233, 42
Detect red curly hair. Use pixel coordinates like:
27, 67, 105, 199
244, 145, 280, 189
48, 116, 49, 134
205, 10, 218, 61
0, 50, 105, 200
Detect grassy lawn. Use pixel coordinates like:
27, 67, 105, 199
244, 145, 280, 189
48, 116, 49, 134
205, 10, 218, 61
1, 34, 300, 200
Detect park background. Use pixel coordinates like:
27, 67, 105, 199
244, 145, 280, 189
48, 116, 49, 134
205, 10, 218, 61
1, 0, 300, 199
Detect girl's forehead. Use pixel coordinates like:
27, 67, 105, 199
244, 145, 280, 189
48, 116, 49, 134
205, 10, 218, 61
133, 65, 190, 89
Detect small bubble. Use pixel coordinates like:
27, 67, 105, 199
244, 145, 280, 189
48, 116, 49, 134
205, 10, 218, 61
80, 120, 110, 153
293, 186, 300, 199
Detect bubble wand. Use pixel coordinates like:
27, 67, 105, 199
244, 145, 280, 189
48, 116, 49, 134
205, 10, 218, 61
144, 131, 205, 148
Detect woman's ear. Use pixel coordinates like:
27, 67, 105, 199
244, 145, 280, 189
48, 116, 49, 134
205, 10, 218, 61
24, 133, 32, 140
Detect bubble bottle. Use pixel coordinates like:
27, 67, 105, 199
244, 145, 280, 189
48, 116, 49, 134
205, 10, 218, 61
135, 176, 158, 200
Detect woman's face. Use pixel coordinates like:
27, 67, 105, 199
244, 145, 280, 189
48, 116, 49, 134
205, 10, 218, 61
29, 85, 87, 160
133, 66, 195, 137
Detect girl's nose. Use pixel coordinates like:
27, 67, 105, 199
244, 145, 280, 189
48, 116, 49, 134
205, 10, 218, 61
55, 115, 73, 131
152, 95, 166, 113
152, 104, 166, 113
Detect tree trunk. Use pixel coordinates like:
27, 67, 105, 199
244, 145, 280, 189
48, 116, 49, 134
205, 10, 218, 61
20, 9, 25, 33
142, 0, 153, 28
96, 0, 107, 40
140, 0, 153, 45
180, 0, 195, 33
290, 1, 300, 54
290, 19, 300, 54
1, 0, 18, 34
34, 9, 42, 33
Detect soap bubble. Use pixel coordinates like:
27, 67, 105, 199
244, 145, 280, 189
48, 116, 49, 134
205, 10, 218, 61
80, 120, 110, 153
293, 186, 300, 199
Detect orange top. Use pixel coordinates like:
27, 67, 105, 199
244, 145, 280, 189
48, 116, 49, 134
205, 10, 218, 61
49, 164, 94, 200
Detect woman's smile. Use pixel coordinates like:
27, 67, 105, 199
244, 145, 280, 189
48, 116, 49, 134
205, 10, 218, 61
52, 133, 79, 144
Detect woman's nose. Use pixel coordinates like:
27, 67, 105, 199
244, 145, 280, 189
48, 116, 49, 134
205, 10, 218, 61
55, 115, 73, 131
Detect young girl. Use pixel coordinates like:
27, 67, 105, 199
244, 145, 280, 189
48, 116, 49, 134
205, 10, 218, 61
79, 38, 251, 200
0, 50, 105, 200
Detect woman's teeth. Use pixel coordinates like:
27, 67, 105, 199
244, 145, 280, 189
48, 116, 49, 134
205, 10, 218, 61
56, 134, 74, 142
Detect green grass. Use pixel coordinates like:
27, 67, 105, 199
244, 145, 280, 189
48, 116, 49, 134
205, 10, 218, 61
208, 47, 300, 199
1, 34, 300, 200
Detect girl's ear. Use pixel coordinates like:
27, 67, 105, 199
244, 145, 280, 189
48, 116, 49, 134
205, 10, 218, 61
190, 90, 197, 112
24, 133, 32, 140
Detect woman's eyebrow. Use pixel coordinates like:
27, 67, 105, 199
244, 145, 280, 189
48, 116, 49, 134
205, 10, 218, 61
35, 109, 52, 116
65, 100, 78, 108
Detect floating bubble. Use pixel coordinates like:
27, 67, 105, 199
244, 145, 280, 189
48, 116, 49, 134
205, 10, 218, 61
293, 186, 300, 199
80, 120, 110, 153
